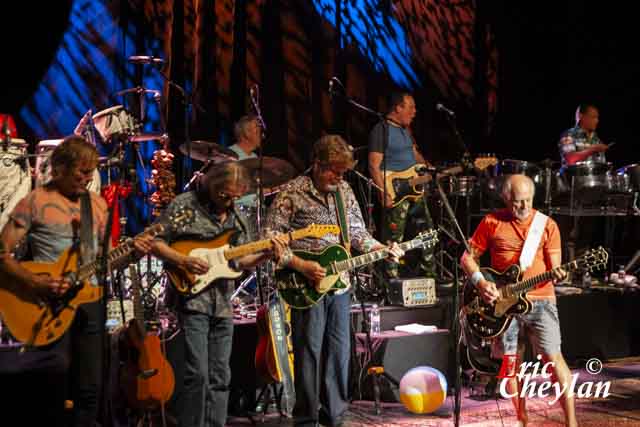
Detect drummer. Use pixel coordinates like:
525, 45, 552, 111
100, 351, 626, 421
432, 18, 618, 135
558, 103, 610, 166
228, 115, 264, 239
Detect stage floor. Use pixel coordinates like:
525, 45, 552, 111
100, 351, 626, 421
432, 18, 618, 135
227, 357, 640, 426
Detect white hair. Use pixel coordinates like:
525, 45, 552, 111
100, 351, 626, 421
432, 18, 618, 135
501, 174, 535, 201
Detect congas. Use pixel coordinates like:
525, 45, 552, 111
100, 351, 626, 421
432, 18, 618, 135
35, 139, 101, 193
443, 176, 477, 197
92, 105, 138, 142
0, 139, 32, 231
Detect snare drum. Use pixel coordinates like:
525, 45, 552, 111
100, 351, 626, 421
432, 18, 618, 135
0, 139, 32, 231
35, 139, 101, 193
443, 176, 477, 196
92, 105, 138, 142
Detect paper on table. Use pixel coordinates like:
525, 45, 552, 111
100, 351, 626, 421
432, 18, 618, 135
394, 323, 438, 334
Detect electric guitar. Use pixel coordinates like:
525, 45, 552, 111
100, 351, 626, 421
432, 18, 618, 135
462, 247, 608, 339
166, 224, 340, 295
383, 156, 498, 207
0, 207, 194, 347
277, 229, 439, 309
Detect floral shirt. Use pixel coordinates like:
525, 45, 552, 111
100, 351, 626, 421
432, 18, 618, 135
558, 125, 606, 166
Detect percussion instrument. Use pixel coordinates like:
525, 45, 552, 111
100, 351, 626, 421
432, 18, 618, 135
35, 139, 101, 193
560, 162, 611, 192
179, 140, 239, 162
0, 139, 32, 231
617, 164, 640, 192
443, 176, 477, 197
92, 105, 139, 142
237, 157, 297, 188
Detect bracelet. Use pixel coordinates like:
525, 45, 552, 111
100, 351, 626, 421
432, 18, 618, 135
470, 271, 484, 286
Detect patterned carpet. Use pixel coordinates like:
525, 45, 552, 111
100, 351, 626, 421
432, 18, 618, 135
227, 358, 640, 426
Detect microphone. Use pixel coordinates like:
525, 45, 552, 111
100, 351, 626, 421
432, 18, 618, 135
128, 55, 164, 65
436, 103, 455, 117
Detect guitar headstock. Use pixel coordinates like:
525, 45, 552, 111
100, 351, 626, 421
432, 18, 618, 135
303, 223, 341, 238
579, 247, 609, 273
414, 229, 439, 248
474, 155, 498, 171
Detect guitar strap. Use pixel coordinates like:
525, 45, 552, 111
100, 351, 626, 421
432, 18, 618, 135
79, 191, 96, 267
519, 210, 548, 272
333, 188, 350, 253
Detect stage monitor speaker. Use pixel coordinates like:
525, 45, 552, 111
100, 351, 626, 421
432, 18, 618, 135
387, 277, 437, 307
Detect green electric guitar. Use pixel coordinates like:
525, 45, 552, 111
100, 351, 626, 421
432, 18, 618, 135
277, 229, 439, 309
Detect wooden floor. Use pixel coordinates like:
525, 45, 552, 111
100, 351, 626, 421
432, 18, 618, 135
227, 357, 640, 426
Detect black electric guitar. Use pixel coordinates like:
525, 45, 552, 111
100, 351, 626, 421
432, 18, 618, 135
462, 247, 608, 340
383, 156, 497, 207
277, 229, 439, 309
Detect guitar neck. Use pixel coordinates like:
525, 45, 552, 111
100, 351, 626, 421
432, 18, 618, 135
224, 228, 321, 260
332, 238, 427, 274
76, 223, 165, 282
509, 259, 580, 295
409, 166, 463, 187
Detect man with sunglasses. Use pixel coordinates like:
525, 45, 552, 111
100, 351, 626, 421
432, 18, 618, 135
265, 135, 403, 427
151, 161, 288, 427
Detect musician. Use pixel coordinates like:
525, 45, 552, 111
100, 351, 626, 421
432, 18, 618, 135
0, 135, 153, 426
151, 161, 287, 427
367, 91, 436, 282
559, 103, 609, 166
460, 174, 576, 427
228, 115, 261, 211
265, 135, 403, 427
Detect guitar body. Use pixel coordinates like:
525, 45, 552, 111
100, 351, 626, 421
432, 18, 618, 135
0, 248, 102, 346
166, 230, 242, 294
276, 245, 350, 309
462, 265, 532, 339
384, 165, 428, 207
121, 326, 175, 409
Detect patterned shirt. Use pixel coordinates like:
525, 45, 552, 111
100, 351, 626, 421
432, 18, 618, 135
155, 191, 250, 317
265, 175, 381, 290
558, 125, 606, 166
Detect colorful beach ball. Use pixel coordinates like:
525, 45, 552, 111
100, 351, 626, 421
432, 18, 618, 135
399, 366, 448, 414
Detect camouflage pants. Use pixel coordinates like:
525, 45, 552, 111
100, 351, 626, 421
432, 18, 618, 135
381, 196, 437, 279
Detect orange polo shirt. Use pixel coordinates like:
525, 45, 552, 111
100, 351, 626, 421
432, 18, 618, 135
468, 209, 561, 301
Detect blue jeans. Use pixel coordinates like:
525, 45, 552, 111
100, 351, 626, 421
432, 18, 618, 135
180, 312, 234, 427
292, 291, 351, 427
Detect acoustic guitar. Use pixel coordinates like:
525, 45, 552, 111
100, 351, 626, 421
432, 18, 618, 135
0, 207, 193, 347
277, 229, 439, 309
462, 247, 608, 339
121, 263, 175, 409
166, 224, 340, 295
383, 156, 498, 207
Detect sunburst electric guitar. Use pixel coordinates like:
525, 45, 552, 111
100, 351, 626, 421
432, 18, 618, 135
166, 224, 340, 295
384, 156, 498, 207
277, 229, 439, 309
0, 207, 194, 347
462, 247, 608, 339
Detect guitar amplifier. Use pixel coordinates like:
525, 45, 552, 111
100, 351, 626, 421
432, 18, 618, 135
387, 277, 437, 307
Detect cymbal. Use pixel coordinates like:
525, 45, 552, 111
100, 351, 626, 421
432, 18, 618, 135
237, 157, 297, 188
179, 140, 239, 162
129, 132, 168, 142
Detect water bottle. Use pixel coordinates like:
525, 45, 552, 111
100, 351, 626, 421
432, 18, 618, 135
370, 304, 381, 335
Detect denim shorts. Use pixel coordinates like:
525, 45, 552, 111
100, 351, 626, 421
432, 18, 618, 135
492, 299, 562, 358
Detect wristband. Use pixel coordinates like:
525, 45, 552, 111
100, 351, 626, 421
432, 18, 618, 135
470, 271, 484, 286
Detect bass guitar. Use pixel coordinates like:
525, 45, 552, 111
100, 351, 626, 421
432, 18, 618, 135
121, 263, 175, 409
0, 207, 194, 347
277, 229, 439, 309
462, 247, 608, 339
383, 156, 497, 207
167, 224, 340, 295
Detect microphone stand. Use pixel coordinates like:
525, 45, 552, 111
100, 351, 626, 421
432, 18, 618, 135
433, 177, 471, 427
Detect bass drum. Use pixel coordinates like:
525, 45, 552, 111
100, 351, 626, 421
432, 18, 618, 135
35, 139, 101, 193
0, 139, 32, 231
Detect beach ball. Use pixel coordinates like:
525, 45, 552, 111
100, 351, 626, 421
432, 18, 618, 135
399, 366, 448, 414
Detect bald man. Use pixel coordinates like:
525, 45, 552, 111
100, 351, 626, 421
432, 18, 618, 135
460, 175, 576, 427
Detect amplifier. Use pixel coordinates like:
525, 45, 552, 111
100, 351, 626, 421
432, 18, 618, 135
387, 277, 437, 307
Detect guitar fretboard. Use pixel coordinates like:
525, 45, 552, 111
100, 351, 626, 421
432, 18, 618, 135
332, 234, 435, 274
507, 260, 579, 296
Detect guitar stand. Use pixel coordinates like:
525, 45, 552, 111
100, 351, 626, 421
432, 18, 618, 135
249, 382, 287, 423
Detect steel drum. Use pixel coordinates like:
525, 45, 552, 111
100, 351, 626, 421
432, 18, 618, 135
0, 139, 32, 231
560, 162, 611, 191
617, 164, 640, 192
443, 176, 477, 197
